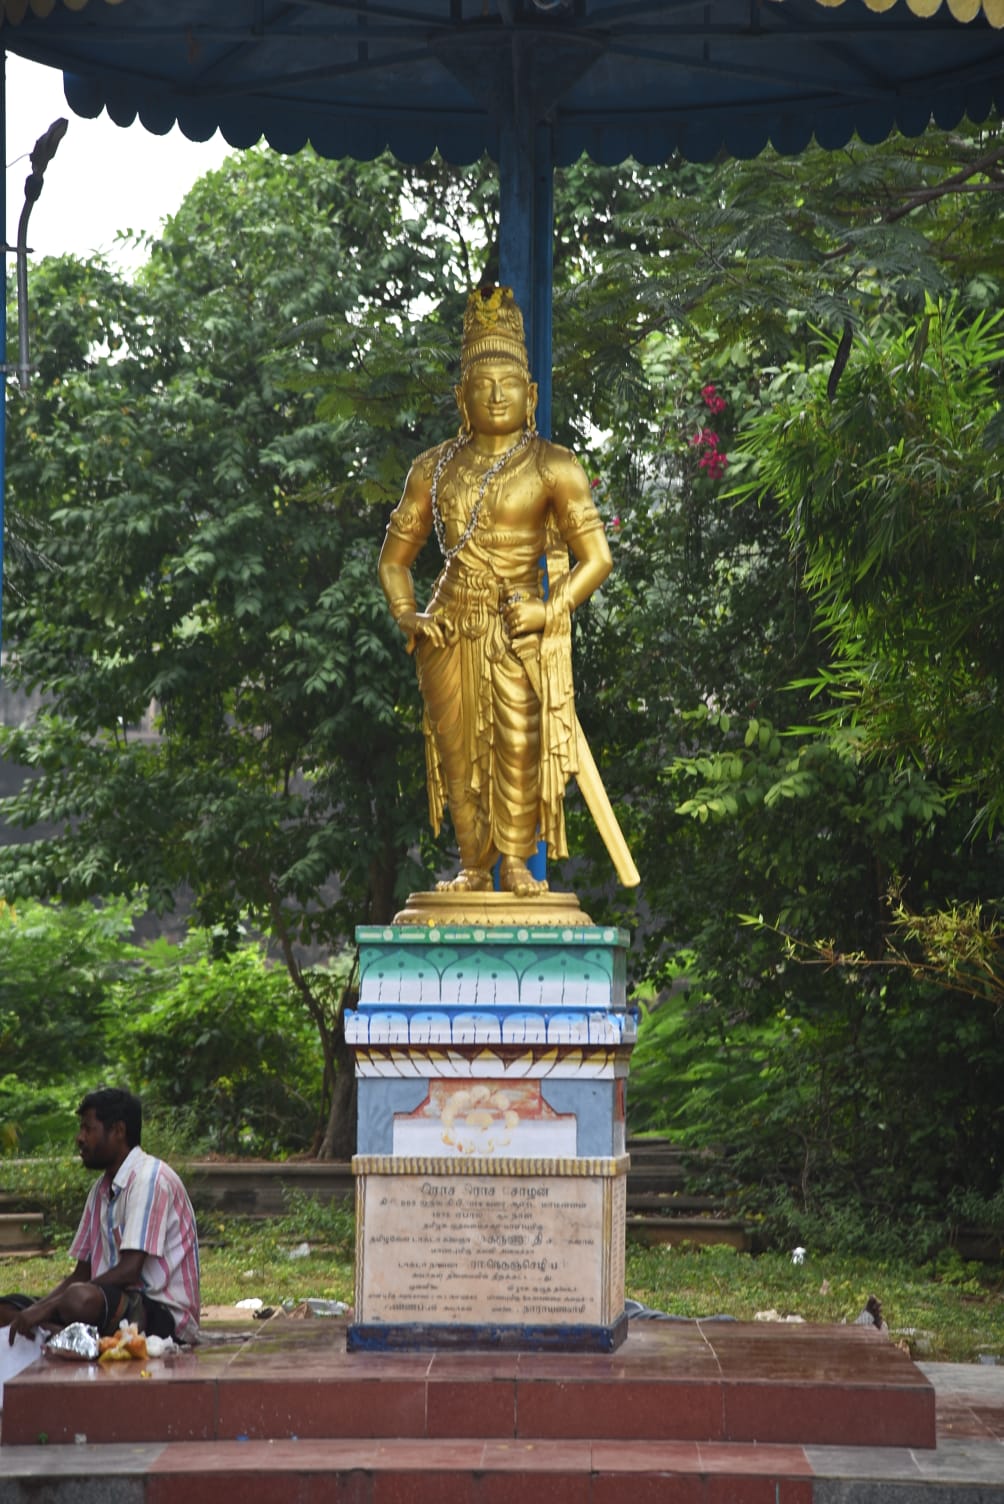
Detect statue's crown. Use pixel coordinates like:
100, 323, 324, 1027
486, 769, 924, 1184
460, 285, 530, 378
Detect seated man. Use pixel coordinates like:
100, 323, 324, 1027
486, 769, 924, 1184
1, 1087, 200, 1346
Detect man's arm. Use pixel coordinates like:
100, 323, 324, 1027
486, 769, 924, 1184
6, 1249, 149, 1344
85, 1249, 147, 1293
6, 1260, 90, 1344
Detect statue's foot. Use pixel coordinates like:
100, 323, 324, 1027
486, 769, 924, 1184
498, 856, 549, 898
436, 866, 494, 893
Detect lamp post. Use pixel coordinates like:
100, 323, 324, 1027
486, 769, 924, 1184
1, 91, 67, 666
14, 116, 68, 389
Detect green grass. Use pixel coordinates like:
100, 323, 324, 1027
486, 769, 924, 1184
626, 1242, 1004, 1363
3, 1203, 1001, 1363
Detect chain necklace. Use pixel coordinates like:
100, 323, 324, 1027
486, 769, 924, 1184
431, 429, 532, 564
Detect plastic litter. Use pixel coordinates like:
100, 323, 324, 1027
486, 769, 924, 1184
303, 1299, 350, 1317
45, 1324, 100, 1361
144, 1334, 180, 1358
625, 1300, 735, 1323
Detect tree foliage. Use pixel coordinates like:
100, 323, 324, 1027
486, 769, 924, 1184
1, 151, 500, 1153
0, 897, 141, 1151
553, 124, 1004, 1242
731, 299, 1004, 832
0, 898, 325, 1157
4, 122, 1004, 1207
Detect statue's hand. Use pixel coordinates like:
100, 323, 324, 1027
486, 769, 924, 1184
503, 597, 546, 639
398, 609, 453, 649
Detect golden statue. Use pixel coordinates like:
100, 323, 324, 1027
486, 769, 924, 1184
378, 287, 638, 906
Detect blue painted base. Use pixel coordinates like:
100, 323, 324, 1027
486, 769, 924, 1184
347, 1310, 628, 1353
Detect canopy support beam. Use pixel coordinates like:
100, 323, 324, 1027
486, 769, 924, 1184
498, 97, 554, 884
499, 113, 554, 434
493, 23, 555, 439
1, 50, 7, 671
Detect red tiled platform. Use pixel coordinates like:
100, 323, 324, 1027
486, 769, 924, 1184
1, 1317, 935, 1452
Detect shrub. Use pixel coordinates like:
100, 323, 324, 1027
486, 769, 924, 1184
119, 940, 319, 1156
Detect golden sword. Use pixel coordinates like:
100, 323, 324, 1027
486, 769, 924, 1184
504, 592, 640, 890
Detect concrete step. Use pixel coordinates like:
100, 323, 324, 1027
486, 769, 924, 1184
1, 1144, 753, 1252
3, 1360, 1001, 1504
2, 1142, 717, 1218
627, 1192, 725, 1212
5, 1429, 1004, 1504
0, 1434, 821, 1502
1, 1318, 935, 1451
0, 1214, 44, 1254
625, 1214, 752, 1250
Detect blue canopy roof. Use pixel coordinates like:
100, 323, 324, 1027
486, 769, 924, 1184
3, 0, 1004, 167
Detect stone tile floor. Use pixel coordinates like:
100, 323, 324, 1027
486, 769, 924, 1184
0, 1323, 1000, 1501
0, 1320, 936, 1448
805, 1364, 1004, 1496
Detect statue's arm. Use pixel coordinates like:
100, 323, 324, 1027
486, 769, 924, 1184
378, 460, 450, 652
505, 450, 611, 639
559, 507, 612, 614
551, 453, 612, 607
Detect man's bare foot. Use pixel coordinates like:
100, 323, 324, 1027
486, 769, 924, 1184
498, 856, 549, 897
436, 866, 493, 893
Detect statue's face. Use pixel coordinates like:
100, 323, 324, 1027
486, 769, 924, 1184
460, 360, 536, 437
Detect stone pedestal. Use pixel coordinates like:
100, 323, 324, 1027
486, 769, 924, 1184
346, 914, 634, 1351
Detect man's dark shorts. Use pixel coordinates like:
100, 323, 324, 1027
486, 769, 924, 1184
102, 1288, 176, 1339
0, 1289, 176, 1339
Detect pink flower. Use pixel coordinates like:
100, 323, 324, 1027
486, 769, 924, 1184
690, 412, 728, 481
702, 384, 728, 415
698, 452, 728, 479
591, 476, 602, 489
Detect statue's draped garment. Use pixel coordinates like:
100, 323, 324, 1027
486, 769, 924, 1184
385, 435, 606, 867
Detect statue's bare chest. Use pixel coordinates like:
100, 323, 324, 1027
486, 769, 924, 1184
439, 446, 549, 542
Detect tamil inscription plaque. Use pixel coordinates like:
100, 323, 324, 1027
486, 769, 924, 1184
354, 1156, 627, 1329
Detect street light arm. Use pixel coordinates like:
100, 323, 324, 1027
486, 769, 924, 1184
15, 116, 68, 387
30, 116, 68, 179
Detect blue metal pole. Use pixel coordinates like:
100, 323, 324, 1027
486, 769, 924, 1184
531, 120, 553, 442
498, 104, 533, 339
498, 100, 555, 884
498, 110, 554, 434
1, 49, 7, 676
526, 122, 553, 882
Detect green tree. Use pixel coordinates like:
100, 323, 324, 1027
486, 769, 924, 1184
119, 936, 320, 1156
1, 149, 500, 1155
552, 127, 1004, 1238
5, 124, 1004, 1209
0, 897, 141, 1152
733, 299, 1004, 833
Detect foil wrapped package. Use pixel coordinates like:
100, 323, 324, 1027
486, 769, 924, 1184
45, 1323, 100, 1361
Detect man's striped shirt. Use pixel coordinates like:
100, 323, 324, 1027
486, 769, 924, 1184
70, 1146, 200, 1341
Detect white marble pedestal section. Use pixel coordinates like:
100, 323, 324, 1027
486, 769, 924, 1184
346, 920, 635, 1351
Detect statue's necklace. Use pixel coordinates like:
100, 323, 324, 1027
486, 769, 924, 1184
431, 430, 532, 564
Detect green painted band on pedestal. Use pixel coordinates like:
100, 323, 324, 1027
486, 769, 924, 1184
356, 928, 630, 1012
357, 924, 630, 946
